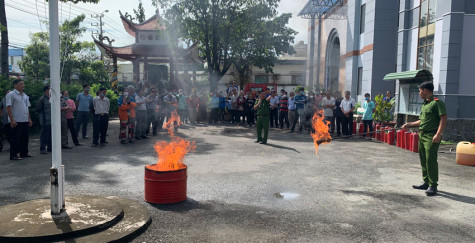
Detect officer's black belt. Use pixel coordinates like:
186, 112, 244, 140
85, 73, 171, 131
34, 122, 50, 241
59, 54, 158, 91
420, 130, 437, 134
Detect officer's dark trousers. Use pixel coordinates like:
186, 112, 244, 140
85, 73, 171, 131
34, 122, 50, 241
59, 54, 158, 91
93, 114, 109, 145
10, 122, 29, 158
256, 115, 269, 142
341, 113, 353, 136
247, 110, 255, 125
419, 131, 440, 186
269, 109, 278, 127
40, 125, 52, 152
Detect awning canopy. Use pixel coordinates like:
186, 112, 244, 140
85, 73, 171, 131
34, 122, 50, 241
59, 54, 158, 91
383, 70, 433, 82
298, 0, 344, 19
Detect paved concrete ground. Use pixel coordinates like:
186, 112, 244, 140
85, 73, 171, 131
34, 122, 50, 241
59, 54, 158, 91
1, 120, 474, 242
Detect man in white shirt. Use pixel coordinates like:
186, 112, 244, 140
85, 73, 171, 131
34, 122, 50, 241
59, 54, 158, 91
6, 79, 33, 160
321, 91, 336, 133
340, 91, 356, 136
92, 87, 110, 147
135, 89, 148, 139
229, 89, 239, 124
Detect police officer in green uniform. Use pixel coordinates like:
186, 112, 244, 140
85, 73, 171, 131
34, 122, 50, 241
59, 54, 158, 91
402, 81, 447, 196
254, 91, 272, 144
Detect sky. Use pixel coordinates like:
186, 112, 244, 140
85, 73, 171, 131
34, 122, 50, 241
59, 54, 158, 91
5, 0, 310, 49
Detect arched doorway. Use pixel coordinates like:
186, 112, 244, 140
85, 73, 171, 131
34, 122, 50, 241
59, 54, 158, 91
324, 29, 340, 92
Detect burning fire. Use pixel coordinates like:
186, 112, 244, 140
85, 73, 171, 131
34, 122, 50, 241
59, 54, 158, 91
148, 111, 196, 172
310, 109, 332, 154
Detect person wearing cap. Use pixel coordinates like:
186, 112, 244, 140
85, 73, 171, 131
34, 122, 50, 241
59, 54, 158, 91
402, 81, 447, 196
254, 91, 272, 144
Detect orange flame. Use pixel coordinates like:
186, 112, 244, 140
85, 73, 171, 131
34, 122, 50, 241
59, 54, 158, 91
164, 110, 181, 136
310, 109, 332, 154
149, 110, 196, 172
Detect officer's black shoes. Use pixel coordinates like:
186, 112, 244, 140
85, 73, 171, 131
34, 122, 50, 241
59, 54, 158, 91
254, 140, 261, 143
260, 141, 267, 144
425, 186, 437, 196
412, 182, 429, 190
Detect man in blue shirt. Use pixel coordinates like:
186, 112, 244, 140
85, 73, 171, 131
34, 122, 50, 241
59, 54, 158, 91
290, 87, 306, 133
75, 84, 93, 139
362, 93, 375, 138
218, 91, 227, 122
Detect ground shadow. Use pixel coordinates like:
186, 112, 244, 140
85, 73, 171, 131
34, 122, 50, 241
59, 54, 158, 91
437, 191, 475, 205
263, 143, 300, 153
149, 198, 212, 213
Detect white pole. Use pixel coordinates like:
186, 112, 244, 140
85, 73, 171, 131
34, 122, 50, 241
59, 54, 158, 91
48, 0, 64, 215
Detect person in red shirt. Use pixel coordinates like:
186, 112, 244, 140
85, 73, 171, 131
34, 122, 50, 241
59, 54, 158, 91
237, 91, 247, 126
279, 91, 289, 129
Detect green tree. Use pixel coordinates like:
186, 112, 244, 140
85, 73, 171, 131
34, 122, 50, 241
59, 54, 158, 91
152, 0, 296, 92
59, 14, 87, 83
230, 4, 296, 88
134, 0, 146, 22
18, 33, 50, 81
19, 15, 108, 84
0, 0, 100, 78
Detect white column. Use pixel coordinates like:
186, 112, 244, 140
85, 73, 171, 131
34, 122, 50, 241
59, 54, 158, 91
48, 0, 64, 215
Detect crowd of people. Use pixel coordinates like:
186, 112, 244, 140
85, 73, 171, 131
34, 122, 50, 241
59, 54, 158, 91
0, 78, 393, 160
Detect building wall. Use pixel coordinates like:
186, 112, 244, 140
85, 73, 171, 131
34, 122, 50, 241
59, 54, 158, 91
307, 4, 347, 94
395, 0, 475, 141
217, 60, 307, 94
342, 0, 398, 101
458, 15, 475, 95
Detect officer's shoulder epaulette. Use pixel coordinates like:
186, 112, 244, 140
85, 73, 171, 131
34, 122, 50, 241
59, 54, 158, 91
433, 98, 439, 101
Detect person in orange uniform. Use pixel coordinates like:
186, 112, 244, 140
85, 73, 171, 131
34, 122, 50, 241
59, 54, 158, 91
118, 86, 137, 144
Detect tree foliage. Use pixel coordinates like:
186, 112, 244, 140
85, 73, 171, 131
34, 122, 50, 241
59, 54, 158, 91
152, 0, 297, 91
134, 0, 147, 22
19, 15, 108, 84
374, 94, 395, 123
18, 33, 50, 81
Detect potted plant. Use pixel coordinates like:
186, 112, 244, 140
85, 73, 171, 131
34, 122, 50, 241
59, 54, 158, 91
373, 94, 395, 125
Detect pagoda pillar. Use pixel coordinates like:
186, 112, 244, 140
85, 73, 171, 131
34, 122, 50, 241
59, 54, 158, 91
170, 61, 175, 88
143, 57, 148, 82
133, 60, 139, 84
192, 70, 197, 84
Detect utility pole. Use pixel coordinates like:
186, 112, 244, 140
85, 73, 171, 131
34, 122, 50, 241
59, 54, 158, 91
1, 0, 9, 78
91, 10, 109, 61
48, 0, 64, 215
